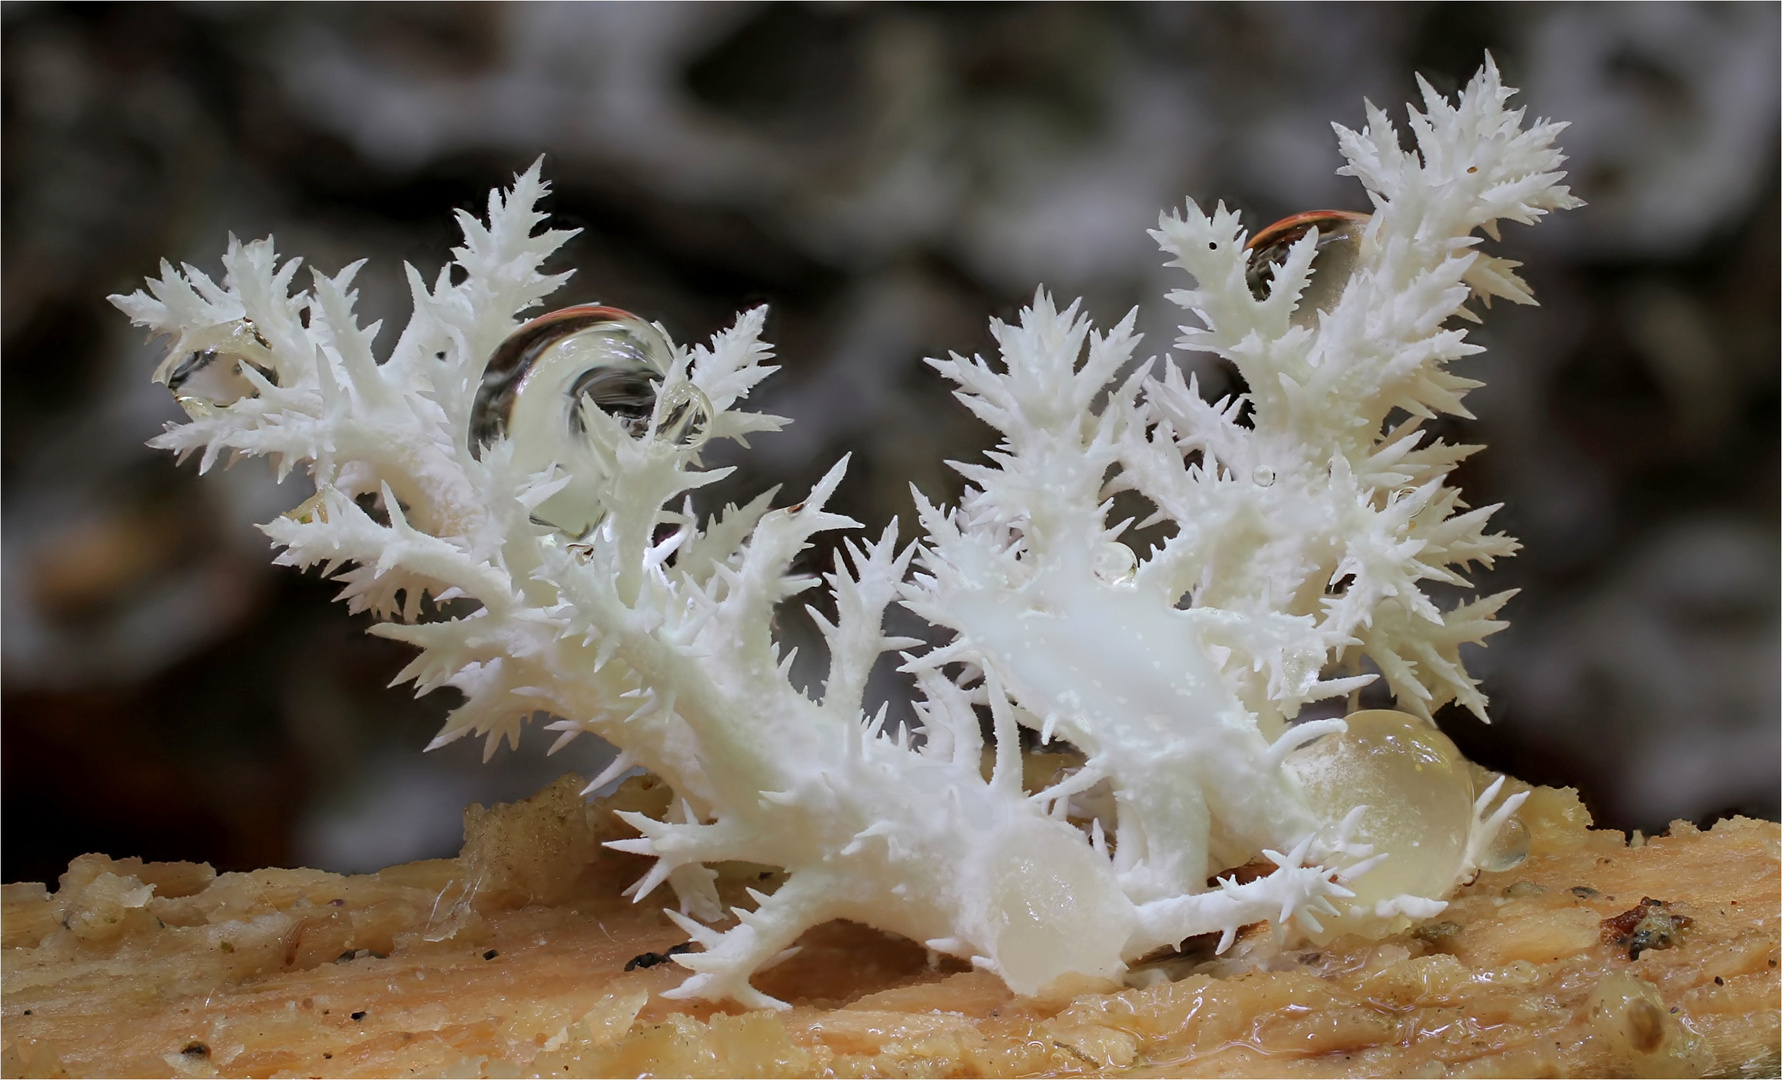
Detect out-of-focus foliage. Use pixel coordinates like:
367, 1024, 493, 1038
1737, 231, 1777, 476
3, 3, 1775, 884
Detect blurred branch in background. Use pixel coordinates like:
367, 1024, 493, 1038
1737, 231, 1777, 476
3, 2, 1775, 885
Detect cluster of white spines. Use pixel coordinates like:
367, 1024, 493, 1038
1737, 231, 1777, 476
1136, 57, 1578, 723
904, 58, 1571, 925
113, 60, 1574, 1007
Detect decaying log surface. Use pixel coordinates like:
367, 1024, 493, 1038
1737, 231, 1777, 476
3, 772, 1777, 1079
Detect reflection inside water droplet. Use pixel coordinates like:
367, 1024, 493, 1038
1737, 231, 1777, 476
564, 358, 660, 439
1477, 815, 1530, 873
471, 307, 673, 454
1245, 210, 1369, 325
470, 305, 703, 536
163, 319, 277, 418
1092, 542, 1137, 585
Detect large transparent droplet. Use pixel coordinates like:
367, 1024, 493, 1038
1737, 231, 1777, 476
1092, 542, 1137, 585
469, 306, 682, 536
469, 305, 673, 458
1245, 210, 1369, 325
1283, 709, 1473, 916
162, 319, 276, 418
1477, 815, 1531, 873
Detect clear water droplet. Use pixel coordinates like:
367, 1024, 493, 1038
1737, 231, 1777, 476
1092, 542, 1137, 585
470, 306, 697, 536
1284, 709, 1474, 924
1477, 815, 1530, 873
1245, 210, 1369, 325
1252, 466, 1276, 487
163, 319, 277, 417
657, 383, 712, 449
470, 306, 673, 457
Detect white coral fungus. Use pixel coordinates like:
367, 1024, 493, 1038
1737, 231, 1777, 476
114, 60, 1577, 1006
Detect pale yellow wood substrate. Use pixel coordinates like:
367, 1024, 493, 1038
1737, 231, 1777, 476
3, 772, 1777, 1078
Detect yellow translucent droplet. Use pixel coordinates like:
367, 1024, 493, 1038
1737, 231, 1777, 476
1284, 709, 1473, 910
986, 821, 1133, 995
282, 492, 330, 526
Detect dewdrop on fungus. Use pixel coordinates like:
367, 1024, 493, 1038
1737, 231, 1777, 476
159, 317, 277, 419
468, 304, 710, 534
1244, 209, 1369, 322
470, 305, 671, 448
1092, 542, 1138, 585
656, 382, 714, 449
1477, 814, 1532, 873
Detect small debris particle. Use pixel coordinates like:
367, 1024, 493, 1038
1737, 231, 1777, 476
219, 941, 234, 953
1503, 880, 1546, 898
181, 1043, 209, 1058
625, 942, 694, 971
22, 1010, 30, 1016
323, 1053, 332, 1060
483, 949, 499, 960
1414, 921, 1463, 945
1602, 898, 1692, 960
336, 951, 356, 964
328, 898, 346, 907
1714, 976, 1725, 986
1570, 885, 1600, 898
351, 1011, 367, 1021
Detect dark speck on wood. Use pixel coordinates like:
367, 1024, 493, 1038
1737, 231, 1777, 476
625, 942, 693, 971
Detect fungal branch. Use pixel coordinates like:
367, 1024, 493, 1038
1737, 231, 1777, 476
116, 59, 1574, 1008
909, 57, 1569, 928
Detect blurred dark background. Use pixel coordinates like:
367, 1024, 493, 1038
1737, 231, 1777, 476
4, 2, 1776, 885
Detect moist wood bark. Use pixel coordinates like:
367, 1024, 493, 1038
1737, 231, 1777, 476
4, 773, 1777, 1079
